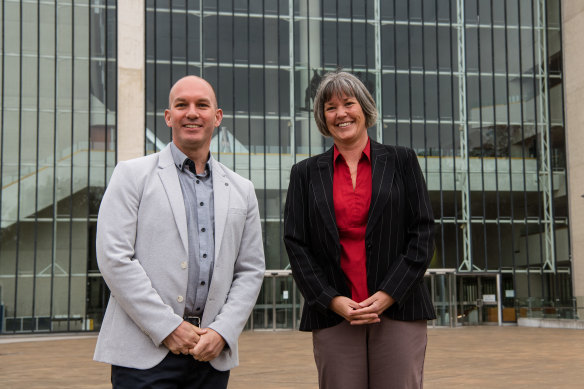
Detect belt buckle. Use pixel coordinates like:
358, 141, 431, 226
184, 315, 201, 327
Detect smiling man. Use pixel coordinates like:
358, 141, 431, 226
94, 75, 265, 388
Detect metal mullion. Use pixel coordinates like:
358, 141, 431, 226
544, 0, 559, 285
335, 0, 339, 69
103, 1, 109, 185
232, 0, 236, 169
114, 2, 118, 168
247, 0, 251, 171
214, 4, 220, 160
379, 68, 533, 78
0, 0, 5, 257
320, 0, 325, 72
421, 0, 428, 183
319, 0, 324, 153
435, 0, 445, 268
476, 0, 488, 270
146, 58, 293, 70
50, 0, 58, 330
14, 0, 23, 330
302, 0, 311, 157
490, 0, 503, 272
184, 0, 188, 71
262, 0, 267, 245
407, 0, 412, 149
200, 0, 203, 77
288, 0, 294, 161
517, 0, 531, 295
170, 0, 173, 92
153, 0, 158, 149
350, 0, 354, 73
503, 1, 517, 289
103, 0, 109, 186
277, 0, 282, 268
536, 0, 554, 274
67, 0, 76, 332
32, 0, 41, 332
454, 0, 473, 272
448, 0, 460, 270
85, 0, 92, 331
144, 4, 148, 154
392, 0, 397, 145
373, 0, 381, 142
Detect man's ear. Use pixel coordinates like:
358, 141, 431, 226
214, 108, 224, 127
164, 109, 172, 127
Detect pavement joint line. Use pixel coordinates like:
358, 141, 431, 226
0, 332, 98, 344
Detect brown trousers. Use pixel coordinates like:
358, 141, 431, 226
312, 317, 428, 389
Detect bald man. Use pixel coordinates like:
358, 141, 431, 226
94, 76, 266, 388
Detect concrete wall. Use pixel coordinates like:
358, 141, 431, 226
563, 1, 584, 318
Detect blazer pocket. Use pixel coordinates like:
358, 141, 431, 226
228, 207, 247, 216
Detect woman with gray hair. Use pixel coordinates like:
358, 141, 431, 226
284, 71, 435, 389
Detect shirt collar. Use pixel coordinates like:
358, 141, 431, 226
333, 137, 371, 163
170, 141, 213, 175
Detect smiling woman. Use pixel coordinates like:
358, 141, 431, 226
284, 71, 436, 389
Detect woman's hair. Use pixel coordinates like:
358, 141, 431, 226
313, 71, 378, 137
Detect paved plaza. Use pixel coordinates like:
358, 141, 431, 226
1, 326, 583, 388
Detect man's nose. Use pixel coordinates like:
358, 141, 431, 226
186, 104, 199, 118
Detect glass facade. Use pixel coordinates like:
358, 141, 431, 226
0, 0, 116, 332
0, 0, 572, 333
145, 0, 570, 328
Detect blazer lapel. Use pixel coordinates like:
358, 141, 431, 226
211, 158, 229, 260
366, 141, 395, 237
314, 147, 340, 248
157, 145, 189, 254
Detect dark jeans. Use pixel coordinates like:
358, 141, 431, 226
111, 352, 229, 389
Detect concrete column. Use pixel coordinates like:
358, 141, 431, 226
117, 0, 145, 161
562, 0, 584, 319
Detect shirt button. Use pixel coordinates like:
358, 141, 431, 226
196, 307, 201, 311
201, 228, 206, 232
177, 295, 184, 303
181, 261, 187, 269
202, 253, 207, 258
200, 202, 204, 206
196, 180, 200, 184
201, 281, 206, 286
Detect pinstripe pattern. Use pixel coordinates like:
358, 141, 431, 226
284, 140, 436, 331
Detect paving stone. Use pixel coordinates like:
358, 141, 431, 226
0, 327, 583, 388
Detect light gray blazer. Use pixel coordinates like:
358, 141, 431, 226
93, 144, 265, 371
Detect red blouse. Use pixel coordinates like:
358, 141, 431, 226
333, 138, 372, 303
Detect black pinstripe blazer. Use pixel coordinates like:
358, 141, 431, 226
283, 140, 436, 331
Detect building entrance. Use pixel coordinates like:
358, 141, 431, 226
249, 270, 301, 330
457, 273, 503, 326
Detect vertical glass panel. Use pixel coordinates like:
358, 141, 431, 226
465, 27, 479, 72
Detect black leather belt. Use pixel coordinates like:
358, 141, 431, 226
183, 315, 201, 327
